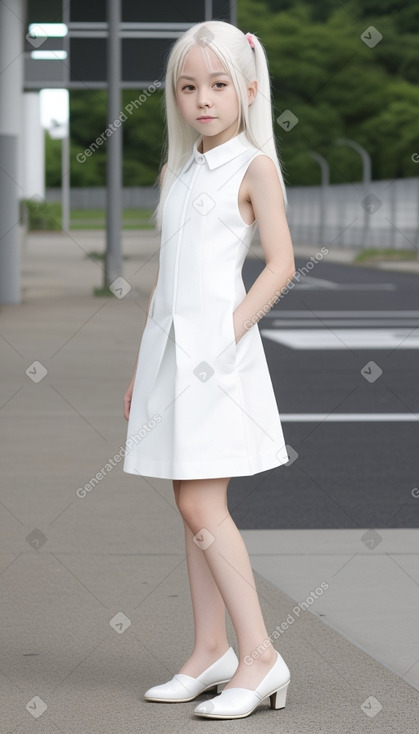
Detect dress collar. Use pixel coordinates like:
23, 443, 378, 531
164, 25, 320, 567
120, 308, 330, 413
183, 130, 252, 172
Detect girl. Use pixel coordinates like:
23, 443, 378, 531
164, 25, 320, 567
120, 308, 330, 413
123, 20, 296, 720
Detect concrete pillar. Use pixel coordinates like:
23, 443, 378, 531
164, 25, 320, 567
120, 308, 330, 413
22, 92, 45, 199
0, 0, 25, 304
105, 0, 123, 287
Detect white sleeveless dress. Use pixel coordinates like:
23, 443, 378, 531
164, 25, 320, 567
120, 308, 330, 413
123, 130, 289, 479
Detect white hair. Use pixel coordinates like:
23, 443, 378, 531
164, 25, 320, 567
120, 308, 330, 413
152, 20, 288, 232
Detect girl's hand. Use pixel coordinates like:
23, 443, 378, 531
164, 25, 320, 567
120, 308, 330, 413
233, 308, 243, 344
123, 380, 134, 421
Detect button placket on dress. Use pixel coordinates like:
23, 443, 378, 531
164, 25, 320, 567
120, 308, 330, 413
172, 161, 203, 319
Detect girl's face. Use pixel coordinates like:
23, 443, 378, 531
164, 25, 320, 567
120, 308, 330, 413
175, 44, 241, 142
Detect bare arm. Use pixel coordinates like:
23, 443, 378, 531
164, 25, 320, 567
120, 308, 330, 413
233, 155, 296, 343
131, 162, 167, 370
123, 163, 167, 419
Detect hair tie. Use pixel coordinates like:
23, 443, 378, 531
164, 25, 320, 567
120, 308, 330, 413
245, 32, 256, 50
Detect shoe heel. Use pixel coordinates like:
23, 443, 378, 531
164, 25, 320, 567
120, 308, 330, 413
269, 680, 289, 710
216, 681, 228, 693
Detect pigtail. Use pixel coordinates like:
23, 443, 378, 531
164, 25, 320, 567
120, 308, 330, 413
243, 32, 288, 211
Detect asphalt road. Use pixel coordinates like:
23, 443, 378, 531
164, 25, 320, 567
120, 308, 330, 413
228, 258, 419, 529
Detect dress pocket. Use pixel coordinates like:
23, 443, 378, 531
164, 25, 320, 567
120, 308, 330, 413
215, 309, 238, 370
225, 309, 239, 367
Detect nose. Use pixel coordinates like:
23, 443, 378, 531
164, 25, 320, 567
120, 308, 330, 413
197, 86, 212, 109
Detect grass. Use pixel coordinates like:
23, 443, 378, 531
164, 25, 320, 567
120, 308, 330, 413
24, 201, 156, 231
23, 199, 63, 231
70, 208, 155, 229
354, 248, 417, 263
93, 285, 115, 297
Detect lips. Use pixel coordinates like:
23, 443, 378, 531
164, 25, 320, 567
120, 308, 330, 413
197, 117, 215, 121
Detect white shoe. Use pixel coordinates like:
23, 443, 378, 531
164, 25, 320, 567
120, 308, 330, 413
144, 646, 238, 703
193, 650, 290, 718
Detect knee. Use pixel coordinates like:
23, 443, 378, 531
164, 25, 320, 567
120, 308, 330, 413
176, 493, 210, 534
177, 493, 199, 530
176, 479, 229, 535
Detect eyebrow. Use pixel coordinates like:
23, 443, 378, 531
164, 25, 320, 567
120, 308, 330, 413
178, 72, 230, 80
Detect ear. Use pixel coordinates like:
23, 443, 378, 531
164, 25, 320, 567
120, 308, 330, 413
248, 80, 258, 106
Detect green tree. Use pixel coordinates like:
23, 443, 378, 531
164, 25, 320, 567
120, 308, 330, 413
238, 0, 418, 184
45, 0, 418, 187
67, 88, 165, 187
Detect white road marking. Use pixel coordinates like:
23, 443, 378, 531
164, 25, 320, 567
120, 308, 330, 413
263, 311, 419, 318
270, 320, 419, 327
261, 328, 419, 349
293, 276, 338, 289
261, 311, 418, 418
280, 413, 418, 421
292, 276, 396, 290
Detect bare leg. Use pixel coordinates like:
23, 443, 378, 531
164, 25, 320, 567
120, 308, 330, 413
172, 479, 230, 677
176, 477, 277, 690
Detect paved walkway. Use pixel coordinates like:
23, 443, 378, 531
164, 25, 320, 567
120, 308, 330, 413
0, 228, 418, 732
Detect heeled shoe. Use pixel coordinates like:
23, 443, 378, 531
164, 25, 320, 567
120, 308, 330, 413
144, 646, 238, 703
193, 649, 290, 719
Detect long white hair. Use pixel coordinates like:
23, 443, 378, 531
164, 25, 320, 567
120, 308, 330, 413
152, 20, 288, 232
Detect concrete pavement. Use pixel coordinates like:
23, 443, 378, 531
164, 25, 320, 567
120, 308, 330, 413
0, 227, 418, 732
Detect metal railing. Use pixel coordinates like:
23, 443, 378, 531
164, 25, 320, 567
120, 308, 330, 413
286, 177, 419, 251
45, 176, 419, 251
